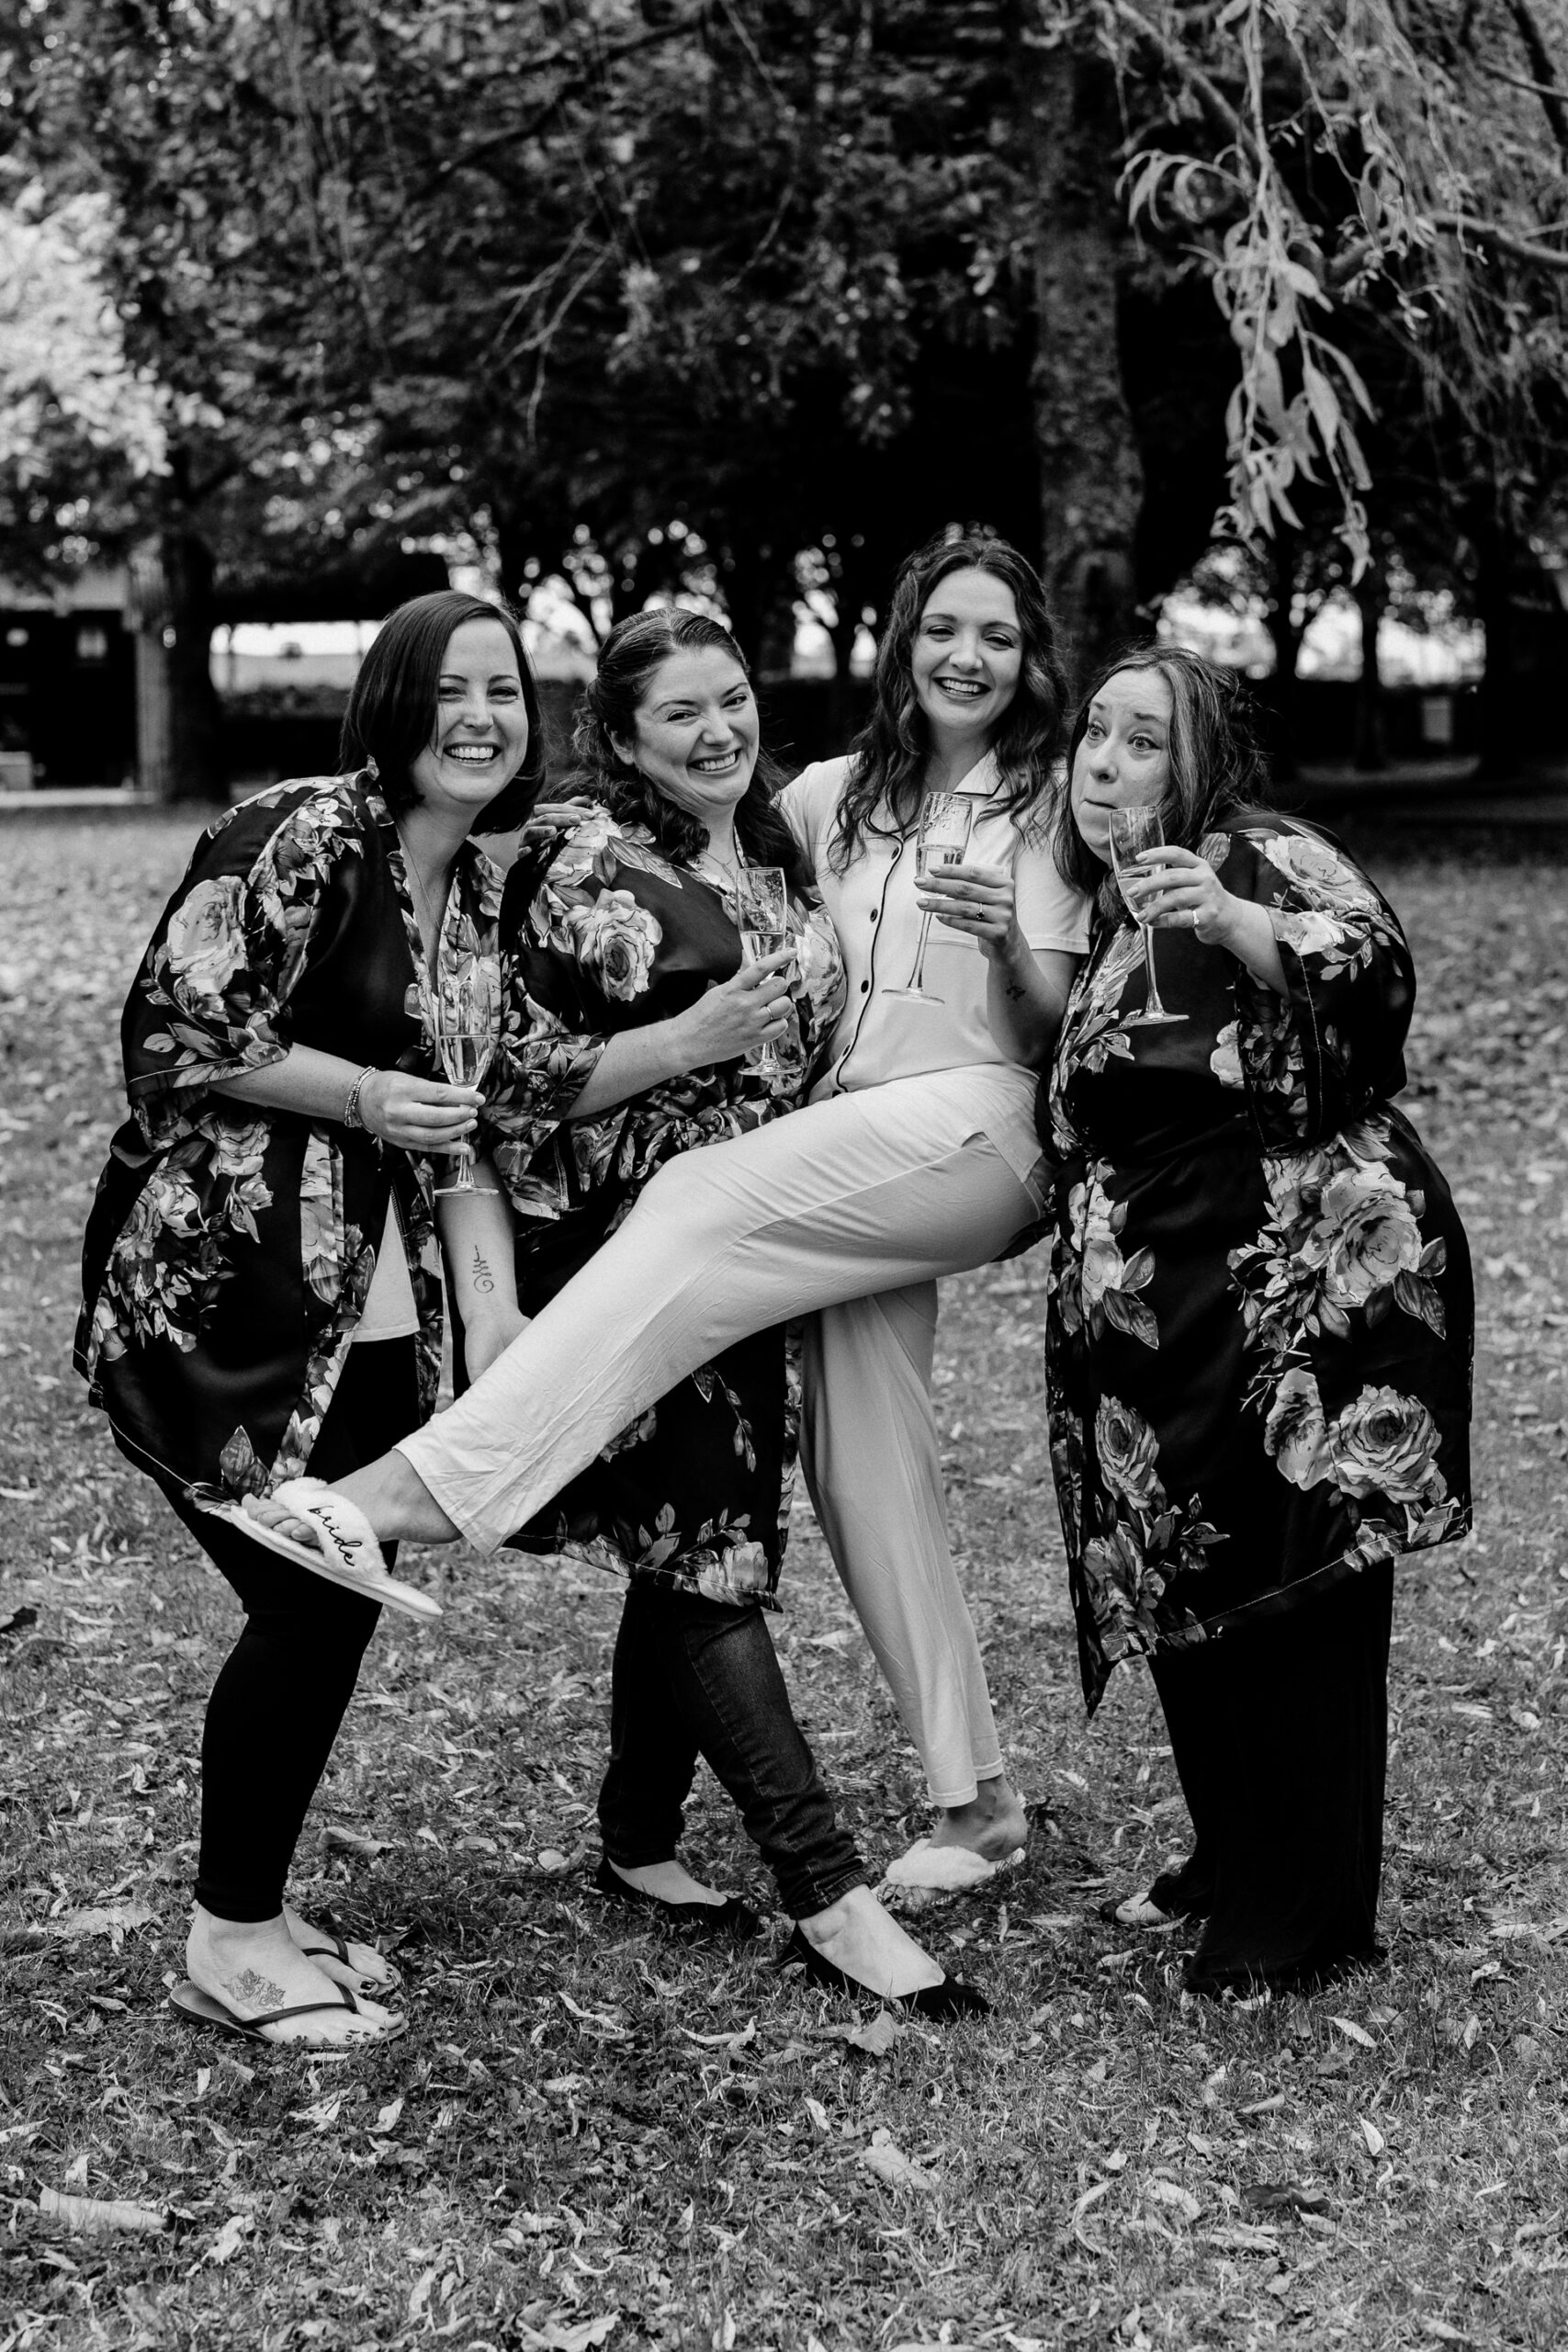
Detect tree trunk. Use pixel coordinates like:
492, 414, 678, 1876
1351, 559, 1386, 773
1475, 511, 1522, 783
130, 526, 222, 802
1025, 46, 1145, 693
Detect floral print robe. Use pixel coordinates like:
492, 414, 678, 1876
75, 774, 503, 1498
472, 810, 845, 1608
1040, 813, 1473, 1713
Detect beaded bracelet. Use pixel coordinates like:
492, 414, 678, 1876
343, 1066, 377, 1132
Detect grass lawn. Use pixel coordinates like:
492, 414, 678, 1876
2, 807, 1566, 2352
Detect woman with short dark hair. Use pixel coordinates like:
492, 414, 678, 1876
76, 589, 539, 2047
1040, 644, 1473, 1993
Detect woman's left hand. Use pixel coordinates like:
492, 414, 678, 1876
1124, 845, 1238, 945
916, 859, 1021, 961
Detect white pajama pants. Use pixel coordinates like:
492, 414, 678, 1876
400, 1066, 1039, 1804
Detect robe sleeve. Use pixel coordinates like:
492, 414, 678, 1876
479, 842, 629, 1213
1220, 821, 1416, 1150
123, 784, 370, 1150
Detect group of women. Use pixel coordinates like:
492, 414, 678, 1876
75, 532, 1474, 2050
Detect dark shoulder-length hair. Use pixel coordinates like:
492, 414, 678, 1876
1051, 642, 1273, 920
570, 606, 808, 890
828, 529, 1070, 875
338, 589, 545, 835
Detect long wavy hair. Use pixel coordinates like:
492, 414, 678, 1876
339, 589, 544, 834
571, 607, 807, 888
1052, 644, 1273, 922
827, 530, 1070, 875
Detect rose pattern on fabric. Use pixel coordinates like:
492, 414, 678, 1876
1044, 813, 1472, 1713
567, 888, 662, 1002
1210, 1020, 1243, 1090
486, 810, 846, 1607
165, 876, 249, 1001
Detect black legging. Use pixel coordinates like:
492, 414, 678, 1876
1149, 1563, 1393, 1994
597, 1583, 865, 1920
164, 1339, 421, 1923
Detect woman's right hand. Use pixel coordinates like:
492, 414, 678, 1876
666, 951, 795, 1070
359, 1070, 482, 1151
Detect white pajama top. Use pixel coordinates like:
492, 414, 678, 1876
778, 752, 1090, 1186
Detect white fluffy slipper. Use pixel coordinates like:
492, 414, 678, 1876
881, 1836, 1026, 1894
192, 1478, 442, 1623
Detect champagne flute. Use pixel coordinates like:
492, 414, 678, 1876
434, 964, 501, 1193
1109, 804, 1186, 1026
737, 865, 792, 1076
884, 789, 974, 1001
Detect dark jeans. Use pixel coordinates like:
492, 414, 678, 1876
598, 1583, 866, 1920
1150, 1563, 1393, 1993
165, 1339, 421, 1924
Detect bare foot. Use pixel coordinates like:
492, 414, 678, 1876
282, 1902, 401, 1991
608, 1860, 728, 1907
926, 1773, 1028, 1861
241, 1453, 459, 1549
798, 1885, 944, 1999
186, 1908, 403, 2046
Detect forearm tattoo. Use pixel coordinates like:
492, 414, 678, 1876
471, 1248, 496, 1297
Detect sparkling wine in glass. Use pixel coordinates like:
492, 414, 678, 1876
434, 965, 501, 1193
885, 790, 974, 1001
1109, 804, 1186, 1027
737, 865, 792, 1075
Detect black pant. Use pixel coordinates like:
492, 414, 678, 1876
1150, 1564, 1393, 1993
166, 1340, 421, 1924
597, 1584, 866, 1920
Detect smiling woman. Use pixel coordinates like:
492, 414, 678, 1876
73, 589, 544, 2052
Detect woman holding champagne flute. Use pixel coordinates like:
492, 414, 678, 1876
74, 590, 538, 2047
243, 533, 1092, 1951
1041, 646, 1472, 1994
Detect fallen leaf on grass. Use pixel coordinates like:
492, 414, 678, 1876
1419, 2324, 1472, 2346
823, 2009, 903, 2057
1359, 2118, 1386, 2156
1145, 2177, 1201, 2222
48, 1902, 154, 1944
680, 2020, 757, 2055
516, 2312, 619, 2352
321, 1825, 389, 1859
374, 2096, 404, 2134
804, 2097, 832, 2134
1242, 2182, 1330, 2216
1238, 2093, 1286, 2117
859, 2134, 936, 2195
208, 2212, 253, 2264
558, 1990, 630, 2040
39, 2188, 167, 2235
1330, 2015, 1375, 2047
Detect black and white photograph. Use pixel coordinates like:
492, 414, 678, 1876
2, 2, 1565, 2345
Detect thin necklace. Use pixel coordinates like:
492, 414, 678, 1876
397, 825, 451, 978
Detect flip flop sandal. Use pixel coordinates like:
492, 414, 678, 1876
881, 1837, 1026, 1894
189, 1479, 442, 1623
297, 1919, 402, 1991
168, 1979, 408, 2048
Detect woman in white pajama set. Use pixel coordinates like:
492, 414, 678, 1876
248, 531, 1089, 1891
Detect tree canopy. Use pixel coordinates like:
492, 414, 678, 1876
4, 0, 1567, 789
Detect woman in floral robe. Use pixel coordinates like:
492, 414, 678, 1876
439, 607, 983, 2018
74, 591, 539, 2046
1039, 646, 1472, 1995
